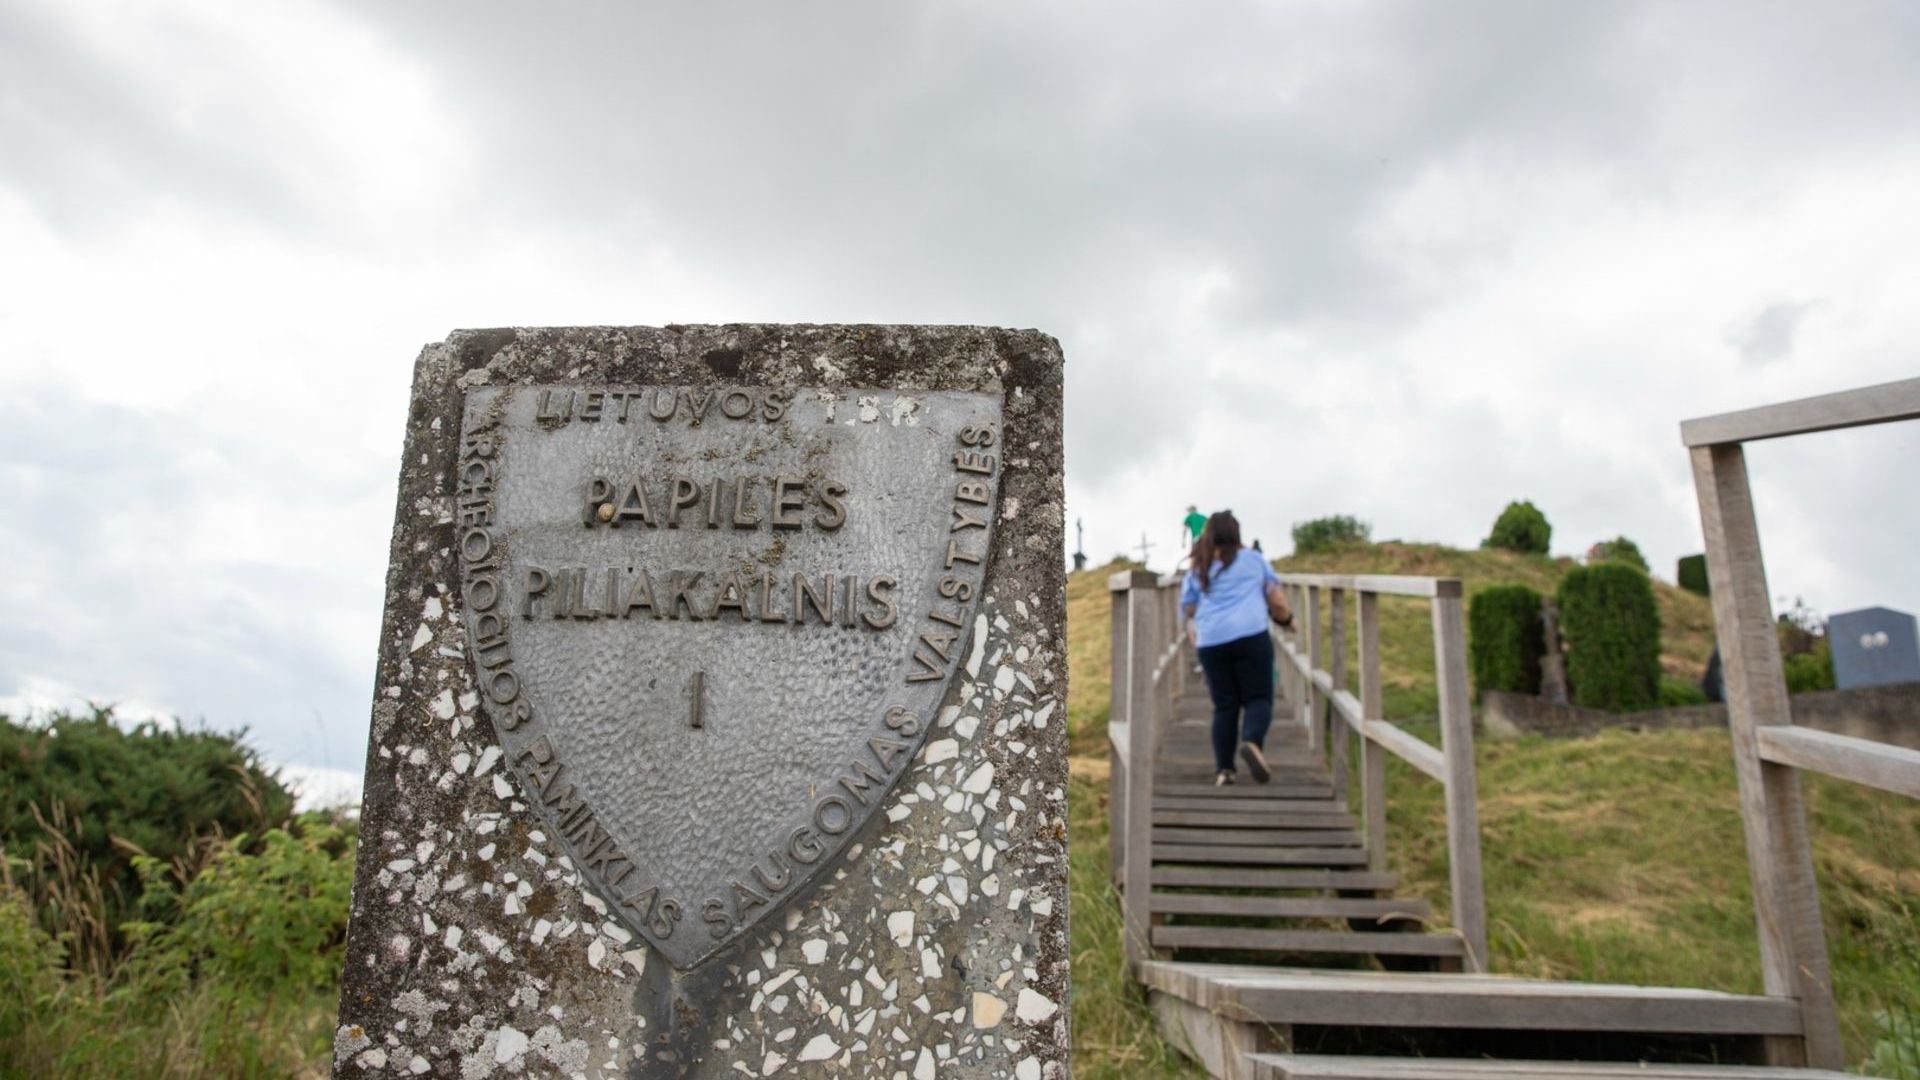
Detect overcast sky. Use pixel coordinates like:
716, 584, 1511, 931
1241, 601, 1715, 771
3, 0, 1916, 805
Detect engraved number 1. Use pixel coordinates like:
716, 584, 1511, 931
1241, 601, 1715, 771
689, 671, 705, 729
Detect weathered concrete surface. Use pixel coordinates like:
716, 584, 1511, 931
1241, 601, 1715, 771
334, 326, 1068, 1079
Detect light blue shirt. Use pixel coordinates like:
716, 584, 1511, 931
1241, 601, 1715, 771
1181, 552, 1279, 648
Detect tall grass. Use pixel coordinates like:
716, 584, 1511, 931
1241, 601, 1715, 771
0, 814, 352, 1078
1067, 760, 1204, 1079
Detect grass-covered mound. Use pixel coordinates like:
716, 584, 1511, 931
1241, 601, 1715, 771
1063, 550, 1918, 1073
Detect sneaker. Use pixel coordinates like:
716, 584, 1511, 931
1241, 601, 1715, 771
1213, 770, 1235, 787
1239, 742, 1271, 784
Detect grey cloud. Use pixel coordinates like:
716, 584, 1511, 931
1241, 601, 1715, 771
1728, 300, 1821, 367
0, 5, 313, 235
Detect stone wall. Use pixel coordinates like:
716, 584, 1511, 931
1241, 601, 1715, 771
1482, 682, 1920, 751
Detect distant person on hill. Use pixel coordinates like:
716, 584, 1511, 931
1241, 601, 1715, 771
1184, 505, 1208, 546
1181, 510, 1282, 786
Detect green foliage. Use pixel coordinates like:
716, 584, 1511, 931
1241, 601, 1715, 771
0, 814, 355, 1078
1290, 514, 1371, 554
0, 709, 294, 964
0, 887, 66, 1064
1067, 767, 1206, 1079
1784, 639, 1836, 694
1866, 1009, 1920, 1080
0, 709, 345, 1076
1659, 676, 1709, 708
121, 816, 354, 1002
1557, 562, 1662, 711
1485, 500, 1551, 554
1588, 536, 1649, 572
1676, 554, 1710, 596
1468, 585, 1545, 700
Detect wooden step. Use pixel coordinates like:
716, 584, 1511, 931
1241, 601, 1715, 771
1152, 749, 1320, 764
1152, 868, 1398, 891
1154, 787, 1336, 799
1154, 844, 1368, 867
1154, 792, 1338, 808
1154, 827, 1363, 848
1152, 927, 1465, 958
1247, 1055, 1848, 1079
1156, 782, 1333, 797
1137, 963, 1805, 1037
1149, 893, 1431, 921
1154, 810, 1357, 829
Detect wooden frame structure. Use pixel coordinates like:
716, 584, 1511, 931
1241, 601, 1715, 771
1682, 375, 1920, 1070
1108, 567, 1488, 972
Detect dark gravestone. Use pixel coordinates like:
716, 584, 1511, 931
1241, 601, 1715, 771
1828, 606, 1920, 690
334, 326, 1068, 1079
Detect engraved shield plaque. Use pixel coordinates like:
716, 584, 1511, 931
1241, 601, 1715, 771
456, 385, 1002, 968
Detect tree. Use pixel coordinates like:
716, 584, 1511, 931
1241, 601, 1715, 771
1485, 500, 1551, 555
1588, 536, 1649, 572
1291, 515, 1370, 554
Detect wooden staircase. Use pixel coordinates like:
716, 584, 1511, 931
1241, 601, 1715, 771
1108, 569, 1861, 1080
1146, 680, 1464, 969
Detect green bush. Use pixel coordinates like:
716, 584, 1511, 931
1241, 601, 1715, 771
1557, 562, 1662, 711
1676, 554, 1710, 596
1485, 500, 1551, 554
1659, 676, 1709, 708
0, 814, 355, 1077
1291, 514, 1371, 554
0, 709, 293, 965
1783, 640, 1836, 694
1468, 585, 1545, 700
1589, 536, 1649, 572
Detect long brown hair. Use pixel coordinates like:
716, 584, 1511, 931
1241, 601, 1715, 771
1196, 510, 1243, 593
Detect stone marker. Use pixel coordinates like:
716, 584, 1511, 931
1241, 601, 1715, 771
334, 326, 1068, 1079
1828, 606, 1920, 690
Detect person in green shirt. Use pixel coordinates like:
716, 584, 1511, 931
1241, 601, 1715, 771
1183, 505, 1208, 545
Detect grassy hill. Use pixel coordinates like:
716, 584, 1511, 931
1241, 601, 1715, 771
1065, 546, 1918, 1077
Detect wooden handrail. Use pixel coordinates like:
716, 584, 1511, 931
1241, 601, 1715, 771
1680, 375, 1920, 447
1275, 571, 1463, 599
1757, 723, 1920, 799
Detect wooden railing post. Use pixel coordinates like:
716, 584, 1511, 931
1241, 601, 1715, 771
1431, 591, 1488, 972
1358, 592, 1387, 873
1328, 588, 1350, 803
1692, 443, 1841, 1068
1303, 586, 1324, 754
1291, 584, 1310, 733
1108, 578, 1130, 888
1111, 570, 1162, 966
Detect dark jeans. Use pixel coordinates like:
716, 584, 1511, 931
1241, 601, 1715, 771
1195, 630, 1275, 773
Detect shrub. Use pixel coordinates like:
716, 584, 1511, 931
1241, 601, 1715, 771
1485, 500, 1551, 554
0, 815, 356, 1077
1468, 585, 1545, 700
0, 709, 294, 967
1589, 536, 1649, 572
1291, 515, 1371, 554
120, 815, 354, 1002
1677, 554, 1710, 596
1557, 562, 1662, 711
1783, 640, 1836, 694
1659, 676, 1709, 708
